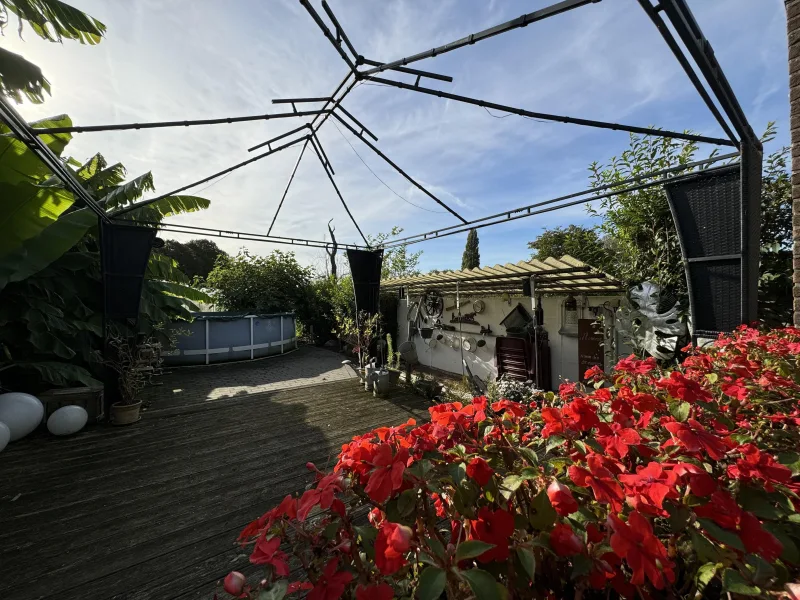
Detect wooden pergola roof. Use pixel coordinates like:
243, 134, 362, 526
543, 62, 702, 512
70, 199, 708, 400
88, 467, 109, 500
381, 255, 625, 296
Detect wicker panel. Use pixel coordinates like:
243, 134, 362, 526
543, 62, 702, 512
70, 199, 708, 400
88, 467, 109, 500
665, 166, 740, 259
687, 259, 741, 334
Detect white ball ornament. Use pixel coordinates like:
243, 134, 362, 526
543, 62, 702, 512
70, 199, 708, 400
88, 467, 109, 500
47, 405, 88, 436
0, 422, 10, 452
0, 393, 44, 441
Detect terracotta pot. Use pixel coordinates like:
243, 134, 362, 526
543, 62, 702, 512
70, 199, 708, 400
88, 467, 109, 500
111, 400, 142, 426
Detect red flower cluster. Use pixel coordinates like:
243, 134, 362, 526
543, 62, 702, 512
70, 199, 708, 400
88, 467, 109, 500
223, 326, 800, 600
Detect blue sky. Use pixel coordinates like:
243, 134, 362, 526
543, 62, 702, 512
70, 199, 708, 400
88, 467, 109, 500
6, 0, 790, 273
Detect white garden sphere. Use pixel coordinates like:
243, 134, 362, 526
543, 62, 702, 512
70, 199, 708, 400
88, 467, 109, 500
0, 393, 44, 441
0, 422, 10, 452
47, 405, 88, 436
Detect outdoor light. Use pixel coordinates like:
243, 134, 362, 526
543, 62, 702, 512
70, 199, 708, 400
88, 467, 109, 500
560, 294, 579, 337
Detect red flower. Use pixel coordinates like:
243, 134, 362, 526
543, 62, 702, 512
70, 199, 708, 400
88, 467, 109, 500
562, 397, 600, 432
469, 506, 515, 562
223, 571, 246, 596
375, 521, 412, 575
541, 407, 566, 438
356, 583, 394, 600
249, 534, 290, 576
608, 511, 675, 589
671, 462, 716, 497
549, 522, 584, 556
694, 491, 742, 530
287, 581, 314, 594
663, 418, 729, 461
547, 480, 579, 516
615, 354, 657, 375
738, 511, 783, 562
298, 473, 344, 521
491, 399, 527, 418
308, 559, 353, 600
569, 454, 625, 513
596, 422, 641, 459
656, 371, 712, 403
466, 456, 494, 487
619, 462, 679, 517
584, 364, 605, 381
586, 523, 605, 544
727, 443, 792, 490
721, 378, 749, 400
364, 444, 409, 504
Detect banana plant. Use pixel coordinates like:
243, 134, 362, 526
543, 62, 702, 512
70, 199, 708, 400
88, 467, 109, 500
0, 115, 211, 389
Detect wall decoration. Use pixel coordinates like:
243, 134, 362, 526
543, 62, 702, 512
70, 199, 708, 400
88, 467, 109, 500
421, 293, 444, 321
445, 298, 470, 311
472, 299, 486, 314
450, 312, 479, 325
462, 337, 477, 353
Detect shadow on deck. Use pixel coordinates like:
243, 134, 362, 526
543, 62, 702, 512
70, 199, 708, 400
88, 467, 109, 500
0, 379, 431, 600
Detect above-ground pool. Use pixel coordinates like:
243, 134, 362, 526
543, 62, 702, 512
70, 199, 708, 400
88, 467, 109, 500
164, 312, 297, 366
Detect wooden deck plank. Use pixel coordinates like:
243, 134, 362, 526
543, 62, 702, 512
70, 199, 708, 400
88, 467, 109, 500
0, 379, 430, 600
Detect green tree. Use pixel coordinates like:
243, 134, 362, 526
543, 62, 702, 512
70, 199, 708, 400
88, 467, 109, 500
461, 228, 480, 270
206, 249, 314, 316
159, 238, 227, 282
368, 226, 423, 280
0, 0, 106, 103
528, 224, 606, 267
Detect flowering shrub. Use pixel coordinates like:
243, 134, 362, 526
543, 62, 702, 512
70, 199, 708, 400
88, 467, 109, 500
227, 326, 800, 599
492, 374, 539, 405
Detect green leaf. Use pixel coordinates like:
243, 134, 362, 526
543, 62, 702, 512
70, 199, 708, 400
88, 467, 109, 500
3, 0, 106, 45
573, 440, 588, 455
721, 568, 761, 596
353, 525, 377, 542
705, 372, 718, 384
777, 451, 800, 476
461, 568, 500, 600
7, 361, 100, 388
669, 400, 691, 422
398, 488, 417, 517
99, 172, 154, 209
146, 280, 211, 303
426, 536, 446, 559
519, 446, 539, 466
695, 562, 721, 598
529, 489, 557, 530
418, 566, 446, 600
448, 462, 466, 486
257, 579, 288, 600
737, 486, 785, 520
697, 519, 744, 552
546, 435, 565, 454
456, 540, 495, 562
515, 548, 536, 582
571, 554, 592, 580
745, 554, 775, 586
113, 194, 210, 222
762, 521, 800, 564
501, 474, 523, 499
0, 46, 52, 103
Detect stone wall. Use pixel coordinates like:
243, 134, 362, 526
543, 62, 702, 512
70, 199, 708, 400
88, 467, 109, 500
789, 0, 800, 325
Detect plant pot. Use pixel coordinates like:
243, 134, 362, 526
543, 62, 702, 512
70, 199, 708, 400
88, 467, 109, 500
387, 368, 401, 385
111, 400, 142, 426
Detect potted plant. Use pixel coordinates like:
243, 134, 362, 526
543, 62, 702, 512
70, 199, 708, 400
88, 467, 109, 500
336, 311, 380, 384
105, 335, 147, 425
385, 334, 402, 385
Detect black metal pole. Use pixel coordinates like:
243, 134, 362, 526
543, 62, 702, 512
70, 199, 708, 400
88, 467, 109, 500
359, 0, 601, 77
299, 0, 357, 71
635, 0, 737, 145
112, 134, 310, 217
658, 0, 760, 149
321, 0, 360, 62
380, 150, 739, 246
381, 163, 739, 248
145, 221, 369, 249
335, 103, 378, 141
29, 110, 329, 135
310, 132, 334, 175
268, 139, 310, 236
308, 137, 370, 246
366, 75, 735, 147
359, 58, 453, 83
248, 123, 311, 153
331, 111, 468, 223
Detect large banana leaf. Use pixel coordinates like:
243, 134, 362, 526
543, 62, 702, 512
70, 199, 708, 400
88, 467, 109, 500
147, 252, 190, 284
0, 207, 96, 289
99, 172, 154, 209
0, 115, 75, 257
3, 0, 106, 45
1, 361, 101, 387
85, 162, 126, 193
112, 195, 210, 222
0, 46, 50, 103
147, 280, 211, 304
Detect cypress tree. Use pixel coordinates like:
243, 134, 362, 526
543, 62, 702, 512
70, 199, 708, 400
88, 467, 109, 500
461, 229, 480, 270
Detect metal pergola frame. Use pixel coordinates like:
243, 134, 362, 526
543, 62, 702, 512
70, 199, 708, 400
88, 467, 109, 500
0, 0, 761, 261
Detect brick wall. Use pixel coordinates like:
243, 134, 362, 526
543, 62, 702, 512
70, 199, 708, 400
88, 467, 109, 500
790, 1, 800, 325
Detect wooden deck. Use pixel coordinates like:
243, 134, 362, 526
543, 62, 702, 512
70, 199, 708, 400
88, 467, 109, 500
0, 379, 431, 600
